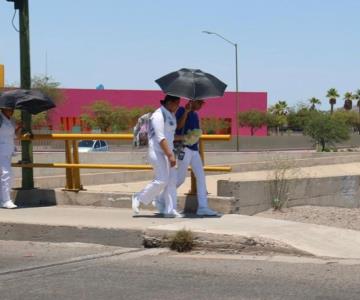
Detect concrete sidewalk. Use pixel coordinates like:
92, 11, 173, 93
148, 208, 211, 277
1, 206, 360, 259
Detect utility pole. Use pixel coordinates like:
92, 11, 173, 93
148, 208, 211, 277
7, 0, 34, 188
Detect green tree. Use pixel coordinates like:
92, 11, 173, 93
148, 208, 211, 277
128, 106, 155, 128
353, 89, 360, 115
237, 110, 267, 136
31, 75, 64, 106
81, 100, 123, 132
308, 97, 321, 110
286, 106, 311, 132
326, 88, 339, 114
268, 101, 289, 134
303, 111, 350, 151
343, 92, 354, 111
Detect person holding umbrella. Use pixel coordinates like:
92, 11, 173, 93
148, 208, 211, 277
155, 68, 226, 216
132, 94, 182, 217
0, 104, 22, 209
0, 89, 56, 209
175, 100, 219, 216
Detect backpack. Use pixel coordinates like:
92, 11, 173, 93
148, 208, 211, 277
133, 110, 166, 148
133, 112, 153, 147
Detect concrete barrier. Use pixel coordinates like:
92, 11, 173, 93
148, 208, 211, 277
218, 175, 360, 215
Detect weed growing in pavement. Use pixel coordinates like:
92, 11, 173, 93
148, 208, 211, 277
268, 156, 301, 211
169, 229, 194, 252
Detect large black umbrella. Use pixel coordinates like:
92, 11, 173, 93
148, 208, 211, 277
0, 89, 56, 114
155, 68, 227, 100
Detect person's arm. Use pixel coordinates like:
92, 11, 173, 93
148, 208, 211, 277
159, 139, 176, 167
176, 104, 191, 130
152, 111, 176, 167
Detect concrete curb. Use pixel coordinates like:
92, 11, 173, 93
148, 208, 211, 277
12, 188, 236, 214
0, 222, 143, 248
143, 228, 312, 256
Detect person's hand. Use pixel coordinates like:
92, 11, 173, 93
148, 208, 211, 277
185, 101, 192, 112
167, 153, 176, 167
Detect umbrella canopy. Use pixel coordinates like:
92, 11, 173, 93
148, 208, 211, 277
0, 89, 56, 114
155, 68, 227, 101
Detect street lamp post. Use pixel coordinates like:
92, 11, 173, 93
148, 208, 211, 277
7, 0, 34, 188
202, 30, 239, 151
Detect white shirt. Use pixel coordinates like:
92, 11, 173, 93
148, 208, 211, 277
148, 106, 176, 153
0, 112, 16, 156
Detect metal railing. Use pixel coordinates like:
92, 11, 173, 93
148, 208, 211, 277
12, 133, 232, 192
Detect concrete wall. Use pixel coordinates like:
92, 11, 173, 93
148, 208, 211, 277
218, 175, 360, 215
50, 89, 267, 136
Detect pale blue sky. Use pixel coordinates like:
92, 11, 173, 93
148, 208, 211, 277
1, 0, 359, 109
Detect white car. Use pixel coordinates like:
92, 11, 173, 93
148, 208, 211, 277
78, 140, 109, 153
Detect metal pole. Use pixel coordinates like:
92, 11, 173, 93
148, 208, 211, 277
235, 43, 239, 151
202, 31, 240, 151
19, 0, 34, 189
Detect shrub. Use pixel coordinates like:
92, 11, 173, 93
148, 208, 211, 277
169, 229, 194, 252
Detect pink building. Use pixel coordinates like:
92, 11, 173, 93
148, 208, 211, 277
50, 89, 267, 136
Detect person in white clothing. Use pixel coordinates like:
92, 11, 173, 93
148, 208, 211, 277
132, 95, 182, 217
0, 105, 21, 209
175, 100, 219, 216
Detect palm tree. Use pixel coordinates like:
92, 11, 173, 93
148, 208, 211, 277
268, 100, 289, 135
343, 92, 354, 111
309, 97, 321, 110
354, 89, 360, 114
269, 100, 289, 116
326, 88, 339, 114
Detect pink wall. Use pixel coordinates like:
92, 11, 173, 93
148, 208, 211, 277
50, 89, 267, 136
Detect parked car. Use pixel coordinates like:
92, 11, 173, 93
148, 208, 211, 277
78, 140, 109, 153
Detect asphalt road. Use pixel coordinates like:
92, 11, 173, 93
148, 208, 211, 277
1, 240, 360, 300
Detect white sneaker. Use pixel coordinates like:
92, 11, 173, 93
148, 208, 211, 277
1, 201, 17, 209
164, 210, 184, 218
152, 199, 165, 214
196, 207, 219, 216
131, 194, 140, 215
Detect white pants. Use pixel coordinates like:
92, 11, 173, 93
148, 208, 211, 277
137, 148, 177, 214
0, 155, 12, 204
177, 147, 208, 209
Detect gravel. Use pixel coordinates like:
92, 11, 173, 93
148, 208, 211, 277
256, 206, 360, 231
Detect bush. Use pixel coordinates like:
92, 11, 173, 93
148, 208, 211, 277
303, 111, 350, 151
169, 229, 194, 252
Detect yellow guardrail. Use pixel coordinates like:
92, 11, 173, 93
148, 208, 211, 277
13, 133, 232, 192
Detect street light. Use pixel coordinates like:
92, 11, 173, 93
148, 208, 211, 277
202, 30, 239, 151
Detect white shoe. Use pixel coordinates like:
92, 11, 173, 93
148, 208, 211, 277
196, 207, 219, 216
152, 199, 165, 214
1, 201, 17, 209
131, 194, 140, 215
164, 210, 184, 218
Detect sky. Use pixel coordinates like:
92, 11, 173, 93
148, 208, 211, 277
1, 0, 359, 110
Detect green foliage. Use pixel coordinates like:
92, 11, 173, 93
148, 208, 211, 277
237, 110, 267, 136
128, 106, 155, 128
303, 111, 350, 151
309, 97, 321, 110
201, 117, 230, 134
81, 100, 115, 132
286, 106, 311, 132
169, 229, 194, 252
32, 75, 64, 106
343, 92, 354, 110
81, 100, 155, 132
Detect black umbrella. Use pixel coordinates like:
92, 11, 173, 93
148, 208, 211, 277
155, 68, 227, 100
0, 89, 56, 114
